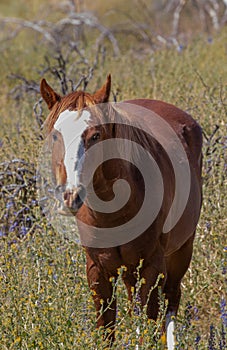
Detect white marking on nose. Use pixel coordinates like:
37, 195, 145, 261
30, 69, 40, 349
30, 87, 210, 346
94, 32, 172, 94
54, 109, 91, 189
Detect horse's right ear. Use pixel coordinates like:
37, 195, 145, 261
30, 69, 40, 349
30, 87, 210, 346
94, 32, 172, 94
40, 79, 61, 110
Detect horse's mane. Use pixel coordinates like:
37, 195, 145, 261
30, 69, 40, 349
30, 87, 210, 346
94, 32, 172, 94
105, 103, 158, 165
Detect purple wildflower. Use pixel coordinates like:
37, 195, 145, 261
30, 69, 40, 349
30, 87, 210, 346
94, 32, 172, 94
208, 324, 216, 350
9, 221, 18, 232
177, 44, 184, 52
6, 201, 14, 209
0, 230, 6, 237
219, 324, 226, 350
185, 302, 192, 327
53, 274, 58, 282
134, 293, 141, 316
31, 199, 38, 206
205, 221, 211, 233
220, 298, 227, 327
195, 334, 201, 349
20, 225, 28, 236
193, 306, 199, 321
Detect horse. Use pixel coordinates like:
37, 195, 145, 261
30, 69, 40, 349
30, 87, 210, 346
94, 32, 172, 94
40, 74, 202, 349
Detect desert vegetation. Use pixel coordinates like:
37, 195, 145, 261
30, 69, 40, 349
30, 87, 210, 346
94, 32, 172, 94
0, 0, 226, 348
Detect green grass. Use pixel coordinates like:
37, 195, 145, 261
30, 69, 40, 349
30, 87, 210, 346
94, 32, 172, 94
0, 1, 226, 349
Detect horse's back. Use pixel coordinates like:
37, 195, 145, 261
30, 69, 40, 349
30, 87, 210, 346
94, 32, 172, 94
126, 99, 202, 166
125, 99, 202, 255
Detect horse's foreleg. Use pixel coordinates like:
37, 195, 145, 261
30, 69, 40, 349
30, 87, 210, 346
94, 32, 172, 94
86, 259, 117, 344
134, 261, 166, 349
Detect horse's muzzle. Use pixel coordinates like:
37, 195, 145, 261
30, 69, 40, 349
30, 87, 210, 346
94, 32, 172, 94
57, 184, 86, 216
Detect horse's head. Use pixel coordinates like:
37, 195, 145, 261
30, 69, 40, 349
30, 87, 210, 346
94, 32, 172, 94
40, 75, 112, 215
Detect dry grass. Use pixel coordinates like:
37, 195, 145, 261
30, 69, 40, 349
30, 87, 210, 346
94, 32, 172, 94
0, 1, 226, 348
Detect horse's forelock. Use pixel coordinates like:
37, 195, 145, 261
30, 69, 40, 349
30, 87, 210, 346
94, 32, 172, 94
44, 91, 96, 134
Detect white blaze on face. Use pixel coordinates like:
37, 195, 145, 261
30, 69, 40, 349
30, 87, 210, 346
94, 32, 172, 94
54, 109, 91, 189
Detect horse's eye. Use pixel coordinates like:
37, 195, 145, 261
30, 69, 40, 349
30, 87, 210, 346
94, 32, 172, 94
91, 132, 100, 142
53, 133, 58, 141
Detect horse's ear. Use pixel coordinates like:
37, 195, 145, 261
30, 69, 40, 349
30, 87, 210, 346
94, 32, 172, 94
93, 74, 111, 104
40, 79, 61, 110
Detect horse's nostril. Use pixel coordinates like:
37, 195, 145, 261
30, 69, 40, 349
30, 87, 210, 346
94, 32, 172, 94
62, 184, 86, 213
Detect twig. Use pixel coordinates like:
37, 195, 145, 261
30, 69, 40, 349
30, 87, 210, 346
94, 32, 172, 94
172, 0, 187, 36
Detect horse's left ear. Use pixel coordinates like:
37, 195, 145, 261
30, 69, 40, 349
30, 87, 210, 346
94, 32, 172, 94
93, 74, 111, 104
40, 79, 61, 110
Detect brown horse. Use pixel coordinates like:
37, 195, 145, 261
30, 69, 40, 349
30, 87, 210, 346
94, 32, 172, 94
40, 75, 202, 349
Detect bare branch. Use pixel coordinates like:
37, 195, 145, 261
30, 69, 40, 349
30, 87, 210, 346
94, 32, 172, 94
33, 98, 44, 130
172, 0, 187, 36
0, 11, 120, 55
56, 14, 120, 56
0, 17, 56, 44
8, 74, 40, 100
